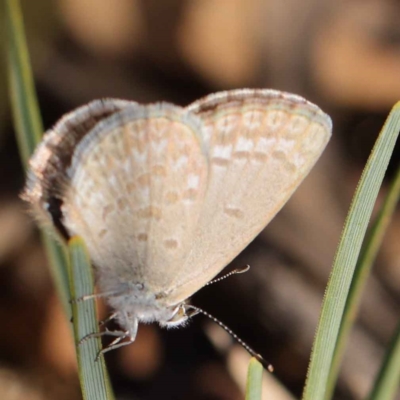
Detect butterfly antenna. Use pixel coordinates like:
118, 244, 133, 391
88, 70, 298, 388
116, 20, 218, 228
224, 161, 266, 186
187, 304, 273, 372
205, 265, 250, 287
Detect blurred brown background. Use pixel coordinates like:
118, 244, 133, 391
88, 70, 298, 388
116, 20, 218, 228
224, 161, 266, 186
0, 0, 400, 399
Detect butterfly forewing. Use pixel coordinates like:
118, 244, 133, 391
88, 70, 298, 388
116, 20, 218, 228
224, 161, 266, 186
165, 90, 332, 304
62, 105, 209, 293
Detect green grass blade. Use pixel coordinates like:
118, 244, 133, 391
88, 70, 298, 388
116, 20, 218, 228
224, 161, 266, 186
41, 233, 71, 309
68, 236, 115, 400
5, 0, 70, 312
325, 163, 400, 398
246, 358, 263, 400
302, 102, 400, 400
5, 0, 42, 164
368, 320, 400, 400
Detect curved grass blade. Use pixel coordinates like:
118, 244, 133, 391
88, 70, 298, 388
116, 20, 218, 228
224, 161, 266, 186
5, 0, 70, 313
302, 102, 400, 400
5, 0, 42, 163
246, 358, 263, 400
69, 236, 115, 400
325, 163, 400, 398
367, 320, 400, 400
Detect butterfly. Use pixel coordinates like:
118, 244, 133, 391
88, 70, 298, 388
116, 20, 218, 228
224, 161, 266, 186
22, 89, 332, 357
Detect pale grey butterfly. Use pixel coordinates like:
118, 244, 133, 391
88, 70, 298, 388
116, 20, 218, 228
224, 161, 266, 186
22, 89, 332, 368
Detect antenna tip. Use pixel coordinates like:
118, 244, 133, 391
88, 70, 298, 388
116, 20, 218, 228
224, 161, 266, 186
237, 264, 250, 274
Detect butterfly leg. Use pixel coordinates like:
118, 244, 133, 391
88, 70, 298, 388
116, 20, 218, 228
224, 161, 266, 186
95, 334, 134, 360
95, 318, 138, 360
70, 290, 122, 303
99, 312, 119, 327
78, 327, 127, 346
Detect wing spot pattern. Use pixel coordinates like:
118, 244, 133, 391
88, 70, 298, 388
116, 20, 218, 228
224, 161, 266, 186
126, 182, 136, 193
233, 151, 251, 160
102, 204, 115, 221
211, 157, 230, 167
99, 229, 107, 238
164, 239, 179, 249
165, 191, 179, 204
137, 206, 162, 220
272, 150, 287, 162
137, 173, 150, 188
137, 233, 148, 242
224, 206, 245, 219
183, 188, 198, 201
253, 152, 269, 162
117, 197, 128, 210
151, 165, 167, 177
